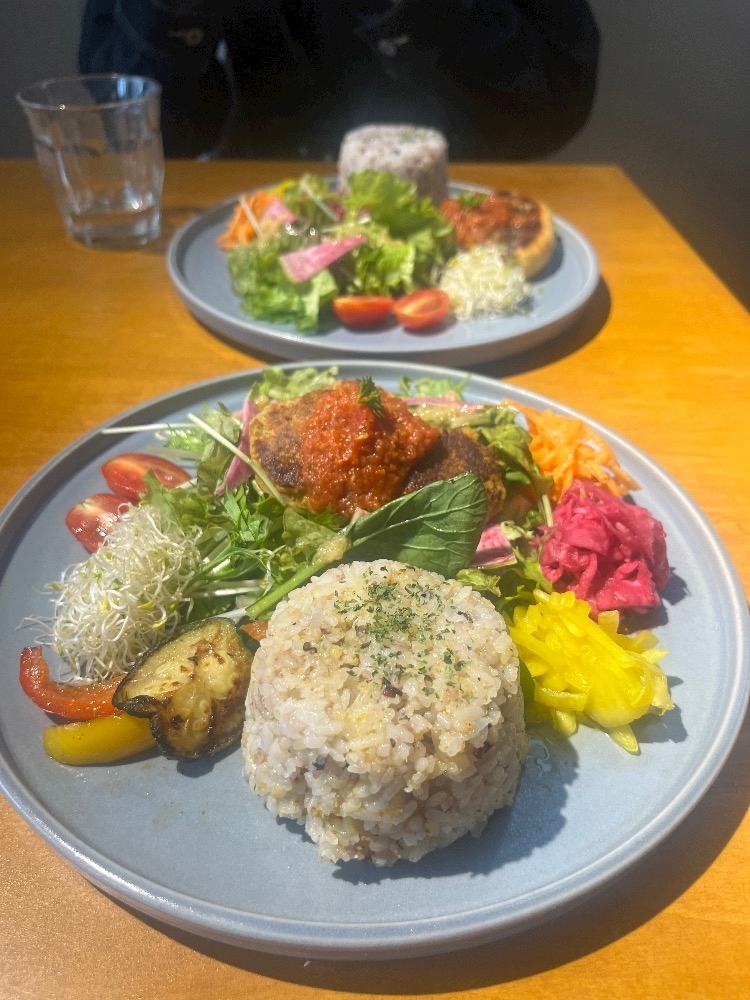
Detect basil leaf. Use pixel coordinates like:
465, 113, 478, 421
245, 474, 487, 620
344, 473, 487, 577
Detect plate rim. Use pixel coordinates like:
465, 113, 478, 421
0, 360, 747, 959
165, 182, 600, 364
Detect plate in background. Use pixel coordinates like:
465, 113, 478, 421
167, 185, 599, 365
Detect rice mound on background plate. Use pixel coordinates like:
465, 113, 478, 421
242, 559, 527, 866
337, 124, 449, 202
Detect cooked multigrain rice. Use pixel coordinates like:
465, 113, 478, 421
337, 124, 449, 202
242, 560, 527, 865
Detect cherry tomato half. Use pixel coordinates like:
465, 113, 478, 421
65, 492, 129, 552
101, 453, 191, 503
332, 295, 394, 328
393, 289, 452, 331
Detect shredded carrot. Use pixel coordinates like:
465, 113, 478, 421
216, 187, 286, 251
508, 402, 639, 503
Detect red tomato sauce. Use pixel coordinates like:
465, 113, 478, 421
301, 381, 439, 517
440, 193, 541, 251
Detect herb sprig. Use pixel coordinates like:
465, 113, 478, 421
357, 376, 386, 416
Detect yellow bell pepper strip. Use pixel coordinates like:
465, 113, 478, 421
20, 646, 121, 720
508, 589, 674, 753
43, 713, 156, 766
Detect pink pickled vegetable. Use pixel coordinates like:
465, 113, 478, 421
261, 198, 297, 226
540, 479, 669, 617
471, 523, 515, 567
217, 394, 259, 494
280, 235, 366, 283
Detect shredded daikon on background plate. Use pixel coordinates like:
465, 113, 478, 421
438, 244, 534, 320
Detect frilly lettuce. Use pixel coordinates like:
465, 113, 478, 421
227, 170, 456, 331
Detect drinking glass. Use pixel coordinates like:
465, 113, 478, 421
17, 74, 164, 249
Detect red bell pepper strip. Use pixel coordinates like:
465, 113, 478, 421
19, 646, 121, 720
239, 619, 269, 642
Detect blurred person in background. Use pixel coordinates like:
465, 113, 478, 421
78, 0, 599, 161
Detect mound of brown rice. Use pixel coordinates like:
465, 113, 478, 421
337, 124, 449, 202
242, 559, 527, 866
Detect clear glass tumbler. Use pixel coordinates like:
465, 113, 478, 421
17, 74, 164, 249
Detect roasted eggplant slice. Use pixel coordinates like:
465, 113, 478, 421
113, 618, 254, 760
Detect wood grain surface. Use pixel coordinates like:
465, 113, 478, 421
0, 159, 748, 1000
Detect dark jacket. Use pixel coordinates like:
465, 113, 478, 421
79, 0, 599, 160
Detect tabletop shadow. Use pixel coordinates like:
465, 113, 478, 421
467, 276, 611, 380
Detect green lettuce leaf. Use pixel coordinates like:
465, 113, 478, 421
249, 366, 339, 406
228, 234, 338, 332
342, 170, 452, 243
227, 170, 456, 328
347, 234, 416, 296
338, 171, 456, 296
397, 375, 470, 400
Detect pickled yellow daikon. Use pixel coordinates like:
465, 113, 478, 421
509, 589, 673, 753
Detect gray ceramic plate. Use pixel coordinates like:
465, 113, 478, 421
166, 185, 599, 364
0, 361, 747, 960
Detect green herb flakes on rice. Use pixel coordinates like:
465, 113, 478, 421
242, 559, 527, 865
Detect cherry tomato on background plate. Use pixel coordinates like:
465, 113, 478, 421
101, 453, 191, 503
65, 492, 128, 552
332, 296, 394, 328
393, 289, 452, 331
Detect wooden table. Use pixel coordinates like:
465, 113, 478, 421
0, 160, 748, 1000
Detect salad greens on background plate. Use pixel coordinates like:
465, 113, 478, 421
0, 361, 747, 959
167, 180, 599, 365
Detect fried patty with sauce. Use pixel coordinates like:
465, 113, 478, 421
402, 427, 506, 520
248, 388, 326, 502
248, 389, 506, 517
